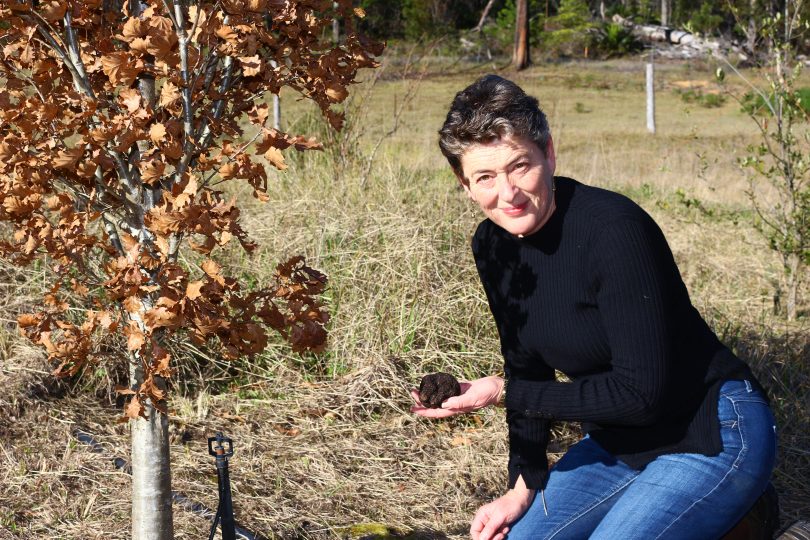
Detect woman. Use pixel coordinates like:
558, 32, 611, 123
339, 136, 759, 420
411, 75, 777, 540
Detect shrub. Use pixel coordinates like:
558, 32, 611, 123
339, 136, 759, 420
740, 88, 810, 116
593, 22, 643, 58
676, 89, 728, 108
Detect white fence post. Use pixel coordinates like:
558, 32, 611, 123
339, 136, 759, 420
646, 51, 656, 134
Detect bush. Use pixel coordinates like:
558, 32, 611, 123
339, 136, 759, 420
593, 22, 642, 58
676, 88, 727, 108
740, 87, 810, 116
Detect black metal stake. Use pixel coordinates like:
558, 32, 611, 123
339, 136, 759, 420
208, 432, 236, 540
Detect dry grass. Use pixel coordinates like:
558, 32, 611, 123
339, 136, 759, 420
0, 56, 808, 539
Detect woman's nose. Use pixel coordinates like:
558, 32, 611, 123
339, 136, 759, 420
498, 175, 519, 201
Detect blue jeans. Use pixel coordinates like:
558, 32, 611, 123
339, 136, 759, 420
507, 380, 777, 539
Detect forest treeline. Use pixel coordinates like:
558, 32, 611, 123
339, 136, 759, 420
357, 0, 806, 59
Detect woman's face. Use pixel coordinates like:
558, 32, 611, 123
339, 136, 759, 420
459, 134, 556, 237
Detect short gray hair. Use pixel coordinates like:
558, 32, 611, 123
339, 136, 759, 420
438, 75, 550, 181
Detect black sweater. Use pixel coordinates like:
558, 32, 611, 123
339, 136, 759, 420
472, 177, 762, 490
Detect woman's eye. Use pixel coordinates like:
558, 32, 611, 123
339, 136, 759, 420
477, 175, 493, 184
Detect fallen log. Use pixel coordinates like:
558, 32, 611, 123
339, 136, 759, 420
611, 14, 748, 61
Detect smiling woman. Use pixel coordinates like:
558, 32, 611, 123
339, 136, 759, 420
458, 134, 556, 238
410, 75, 778, 540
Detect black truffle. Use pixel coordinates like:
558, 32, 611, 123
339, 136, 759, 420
418, 372, 461, 408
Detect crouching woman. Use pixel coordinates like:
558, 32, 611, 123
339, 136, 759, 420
411, 75, 777, 540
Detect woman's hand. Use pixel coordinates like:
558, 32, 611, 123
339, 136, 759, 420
410, 375, 503, 418
470, 481, 536, 540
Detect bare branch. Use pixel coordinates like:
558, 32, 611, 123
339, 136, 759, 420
26, 16, 97, 100
172, 0, 196, 185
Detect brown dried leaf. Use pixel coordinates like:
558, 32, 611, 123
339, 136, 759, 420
122, 295, 143, 313
40, 1, 67, 22
239, 55, 261, 77
120, 17, 147, 43
216, 25, 239, 44
119, 88, 142, 113
325, 82, 348, 103
186, 280, 204, 300
53, 148, 84, 169
264, 147, 287, 170
159, 81, 181, 108
149, 123, 167, 144
218, 162, 238, 179
17, 313, 40, 328
126, 325, 146, 351
124, 395, 145, 420
139, 159, 166, 185
101, 52, 141, 86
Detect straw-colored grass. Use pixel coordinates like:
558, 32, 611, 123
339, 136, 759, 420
0, 56, 808, 539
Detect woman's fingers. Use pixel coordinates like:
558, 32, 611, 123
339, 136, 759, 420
471, 503, 509, 540
410, 405, 459, 418
470, 505, 489, 540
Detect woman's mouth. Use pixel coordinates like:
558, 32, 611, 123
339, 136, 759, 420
501, 202, 529, 216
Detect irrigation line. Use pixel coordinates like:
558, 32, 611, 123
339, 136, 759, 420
73, 429, 267, 540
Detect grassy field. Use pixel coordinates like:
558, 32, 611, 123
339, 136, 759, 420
0, 55, 808, 539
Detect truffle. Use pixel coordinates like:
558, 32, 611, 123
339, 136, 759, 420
418, 372, 461, 408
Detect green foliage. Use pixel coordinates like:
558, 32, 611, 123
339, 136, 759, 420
687, 3, 724, 35
357, 0, 405, 39
402, 0, 445, 39
676, 88, 727, 108
484, 0, 544, 53
740, 88, 810, 116
574, 101, 591, 113
593, 22, 642, 58
543, 0, 597, 57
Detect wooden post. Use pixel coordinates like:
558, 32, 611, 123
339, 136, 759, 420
270, 59, 280, 130
646, 63, 655, 133
646, 52, 656, 134
273, 94, 281, 130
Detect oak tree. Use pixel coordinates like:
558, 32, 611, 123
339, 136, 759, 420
0, 0, 381, 537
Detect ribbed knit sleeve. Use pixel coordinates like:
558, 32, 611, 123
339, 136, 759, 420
504, 217, 674, 426
506, 410, 550, 489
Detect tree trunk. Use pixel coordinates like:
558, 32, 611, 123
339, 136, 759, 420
131, 395, 173, 539
127, 2, 173, 536
513, 0, 530, 70
747, 0, 758, 53
661, 0, 670, 26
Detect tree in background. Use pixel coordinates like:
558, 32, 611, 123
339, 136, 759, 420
0, 0, 381, 537
544, 0, 596, 57
514, 0, 530, 68
721, 0, 809, 320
